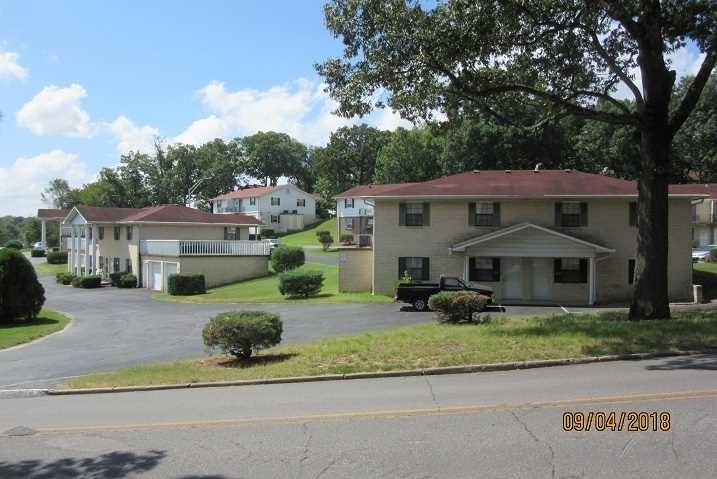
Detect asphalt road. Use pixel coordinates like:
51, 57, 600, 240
1, 355, 716, 478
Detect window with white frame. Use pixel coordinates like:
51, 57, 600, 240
398, 257, 429, 281
403, 202, 427, 226
271, 215, 280, 224
224, 226, 238, 240
557, 202, 586, 227
249, 197, 256, 206
344, 218, 354, 231
297, 198, 306, 207
113, 257, 120, 273
344, 198, 355, 208
475, 202, 499, 226
554, 258, 587, 283
126, 258, 132, 273
271, 197, 280, 206
469, 257, 500, 281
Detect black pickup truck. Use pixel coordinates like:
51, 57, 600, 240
394, 276, 494, 311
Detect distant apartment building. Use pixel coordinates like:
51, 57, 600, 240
670, 184, 717, 247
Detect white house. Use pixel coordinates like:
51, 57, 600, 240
210, 184, 317, 233
334, 184, 408, 246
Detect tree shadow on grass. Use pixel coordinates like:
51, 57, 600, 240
215, 353, 298, 369
0, 450, 166, 479
0, 317, 60, 330
493, 314, 717, 356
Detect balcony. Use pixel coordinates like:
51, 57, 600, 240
66, 237, 88, 250
140, 239, 271, 257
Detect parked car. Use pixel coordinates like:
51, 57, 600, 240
394, 275, 494, 311
266, 238, 281, 249
32, 241, 47, 249
692, 245, 717, 262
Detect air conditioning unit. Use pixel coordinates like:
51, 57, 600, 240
358, 208, 368, 215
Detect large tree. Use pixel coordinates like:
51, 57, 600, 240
241, 131, 307, 186
317, 0, 717, 320
374, 127, 443, 183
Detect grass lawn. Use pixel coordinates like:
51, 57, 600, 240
155, 261, 391, 304
0, 309, 71, 350
304, 248, 340, 257
34, 262, 68, 276
277, 218, 337, 247
62, 310, 717, 389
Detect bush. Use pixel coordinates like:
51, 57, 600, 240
270, 246, 305, 272
71, 275, 102, 289
0, 248, 45, 322
4, 240, 23, 250
340, 234, 354, 245
31, 249, 46, 258
118, 273, 137, 288
261, 228, 276, 238
317, 231, 334, 251
109, 272, 124, 287
202, 311, 283, 359
55, 273, 75, 285
428, 291, 489, 323
278, 270, 324, 298
47, 251, 68, 264
315, 230, 330, 238
168, 273, 206, 295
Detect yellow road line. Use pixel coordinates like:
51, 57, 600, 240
32, 389, 717, 434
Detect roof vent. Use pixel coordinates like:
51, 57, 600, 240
505, 169, 512, 174
472, 170, 480, 174
534, 163, 543, 172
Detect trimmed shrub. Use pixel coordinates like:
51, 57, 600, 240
56, 273, 76, 285
31, 249, 46, 258
270, 246, 305, 272
202, 311, 283, 360
109, 272, 124, 287
340, 234, 354, 245
118, 273, 137, 288
261, 228, 276, 238
168, 273, 206, 295
428, 291, 489, 323
71, 276, 82, 288
4, 240, 23, 250
0, 248, 45, 322
47, 251, 68, 264
71, 275, 102, 289
278, 270, 324, 298
315, 230, 330, 238
317, 231, 334, 251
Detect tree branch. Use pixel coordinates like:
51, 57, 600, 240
587, 30, 644, 106
669, 48, 717, 135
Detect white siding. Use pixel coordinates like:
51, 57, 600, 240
337, 197, 374, 218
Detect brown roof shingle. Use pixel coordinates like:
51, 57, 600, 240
668, 183, 717, 199
211, 185, 279, 201
37, 208, 70, 220
70, 205, 260, 225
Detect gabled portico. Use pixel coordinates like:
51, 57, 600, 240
450, 223, 615, 305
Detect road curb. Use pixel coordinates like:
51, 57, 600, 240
45, 349, 716, 396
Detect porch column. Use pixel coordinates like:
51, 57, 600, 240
83, 225, 89, 274
588, 256, 596, 305
41, 220, 47, 243
68, 226, 74, 273
75, 226, 81, 274
89, 225, 96, 274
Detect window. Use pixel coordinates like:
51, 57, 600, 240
126, 258, 132, 273
297, 198, 306, 207
629, 202, 637, 227
554, 258, 588, 283
271, 215, 280, 224
270, 197, 280, 206
469, 257, 501, 281
628, 259, 636, 284
400, 202, 429, 226
224, 226, 238, 240
126, 226, 133, 241
470, 202, 500, 226
344, 198, 355, 208
398, 257, 430, 281
555, 202, 587, 227
249, 197, 256, 206
113, 257, 120, 273
88, 227, 93, 240
114, 226, 121, 240
99, 227, 104, 240
344, 218, 354, 231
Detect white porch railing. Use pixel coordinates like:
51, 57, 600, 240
140, 240, 271, 257
66, 238, 87, 250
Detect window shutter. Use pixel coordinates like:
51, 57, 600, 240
398, 257, 406, 279
553, 259, 561, 282
399, 203, 406, 226
468, 257, 476, 281
468, 202, 476, 226
421, 257, 430, 280
492, 258, 501, 281
423, 202, 430, 226
554, 203, 562, 226
629, 202, 637, 226
493, 202, 501, 226
628, 259, 636, 284
579, 259, 588, 282
580, 202, 588, 226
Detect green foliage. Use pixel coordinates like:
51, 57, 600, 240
202, 311, 283, 359
46, 251, 68, 264
168, 273, 206, 296
31, 249, 46, 258
109, 272, 124, 287
375, 127, 443, 183
4, 240, 22, 249
270, 246, 305, 272
278, 270, 325, 298
428, 291, 489, 324
118, 274, 138, 289
56, 272, 76, 285
0, 248, 45, 322
71, 275, 102, 289
315, 230, 330, 237
241, 131, 308, 187
340, 233, 354, 245
316, 231, 334, 251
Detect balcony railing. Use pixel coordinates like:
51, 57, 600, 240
66, 238, 87, 250
140, 240, 271, 257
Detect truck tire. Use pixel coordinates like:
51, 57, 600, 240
413, 298, 427, 311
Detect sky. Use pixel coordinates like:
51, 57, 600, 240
0, 1, 708, 216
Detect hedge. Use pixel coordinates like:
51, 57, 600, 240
278, 270, 324, 298
340, 234, 354, 245
0, 248, 45, 322
109, 272, 124, 287
31, 249, 46, 258
202, 311, 283, 359
70, 275, 102, 289
428, 291, 490, 323
270, 246, 305, 272
4, 240, 23, 250
47, 251, 68, 264
168, 273, 206, 295
118, 273, 137, 288
56, 272, 76, 285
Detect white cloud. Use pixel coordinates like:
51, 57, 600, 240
0, 50, 28, 79
107, 115, 160, 154
370, 107, 414, 131
0, 150, 90, 216
16, 84, 94, 137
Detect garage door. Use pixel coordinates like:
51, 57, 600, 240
151, 262, 162, 291
165, 262, 178, 291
